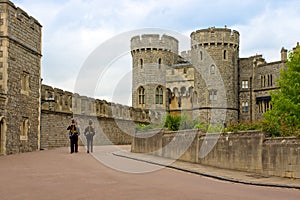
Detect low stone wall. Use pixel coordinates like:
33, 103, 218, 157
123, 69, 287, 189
41, 110, 73, 149
41, 112, 137, 149
132, 129, 300, 179
263, 137, 300, 178
198, 131, 264, 173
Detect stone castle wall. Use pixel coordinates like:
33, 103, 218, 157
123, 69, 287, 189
132, 129, 300, 179
41, 84, 151, 149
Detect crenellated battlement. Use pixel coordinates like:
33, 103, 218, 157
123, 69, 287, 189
131, 34, 178, 54
0, 0, 42, 55
41, 84, 151, 123
191, 27, 239, 49
180, 50, 191, 62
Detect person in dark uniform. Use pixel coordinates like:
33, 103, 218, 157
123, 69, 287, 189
67, 119, 80, 153
84, 119, 95, 153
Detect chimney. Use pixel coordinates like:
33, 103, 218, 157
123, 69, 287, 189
281, 47, 287, 61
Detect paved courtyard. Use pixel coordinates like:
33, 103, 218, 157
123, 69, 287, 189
0, 146, 299, 200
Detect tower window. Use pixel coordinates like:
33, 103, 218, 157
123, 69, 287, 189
242, 102, 249, 113
210, 65, 215, 74
209, 90, 217, 101
158, 58, 162, 69
183, 68, 187, 74
20, 117, 29, 140
21, 71, 30, 95
138, 87, 145, 104
200, 51, 203, 60
140, 59, 143, 69
155, 86, 163, 104
223, 50, 227, 60
242, 80, 248, 89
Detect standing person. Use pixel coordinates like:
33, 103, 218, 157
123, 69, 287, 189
67, 119, 80, 153
84, 119, 95, 153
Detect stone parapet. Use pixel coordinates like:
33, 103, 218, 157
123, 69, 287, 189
191, 27, 239, 49
132, 129, 300, 179
41, 84, 150, 123
131, 34, 178, 54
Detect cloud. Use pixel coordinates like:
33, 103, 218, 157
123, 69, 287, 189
12, 0, 300, 105
233, 1, 300, 61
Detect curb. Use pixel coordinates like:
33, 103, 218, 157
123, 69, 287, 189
112, 152, 300, 190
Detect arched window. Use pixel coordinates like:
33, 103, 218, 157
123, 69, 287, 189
223, 50, 227, 60
140, 59, 143, 69
181, 87, 186, 96
210, 65, 215, 74
270, 74, 273, 86
138, 87, 145, 105
155, 86, 163, 104
158, 58, 162, 69
173, 87, 179, 97
209, 90, 217, 101
242, 102, 249, 113
20, 118, 29, 141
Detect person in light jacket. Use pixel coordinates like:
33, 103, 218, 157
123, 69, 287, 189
84, 119, 95, 153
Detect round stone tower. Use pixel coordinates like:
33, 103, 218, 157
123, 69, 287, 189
131, 34, 179, 112
190, 27, 240, 124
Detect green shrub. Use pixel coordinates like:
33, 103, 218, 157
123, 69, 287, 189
135, 123, 153, 131
164, 114, 181, 131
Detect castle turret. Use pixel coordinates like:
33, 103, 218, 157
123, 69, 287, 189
131, 34, 178, 114
190, 27, 240, 124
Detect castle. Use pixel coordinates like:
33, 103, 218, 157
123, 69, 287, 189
131, 28, 290, 125
0, 0, 296, 155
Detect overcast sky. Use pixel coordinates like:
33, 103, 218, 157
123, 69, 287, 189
13, 0, 300, 105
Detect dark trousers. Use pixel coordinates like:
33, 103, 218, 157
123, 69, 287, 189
86, 138, 93, 152
70, 135, 78, 153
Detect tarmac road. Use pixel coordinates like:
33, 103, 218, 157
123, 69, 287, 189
0, 146, 299, 200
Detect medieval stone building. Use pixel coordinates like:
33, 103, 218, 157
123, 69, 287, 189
0, 0, 295, 155
131, 27, 289, 125
0, 0, 42, 155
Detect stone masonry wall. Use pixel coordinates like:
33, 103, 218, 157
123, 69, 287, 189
41, 84, 151, 149
132, 129, 300, 179
0, 0, 42, 155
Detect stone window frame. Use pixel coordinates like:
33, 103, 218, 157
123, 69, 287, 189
138, 86, 145, 105
0, 116, 6, 155
158, 58, 162, 69
242, 102, 249, 113
20, 117, 29, 141
209, 89, 217, 101
140, 59, 143, 69
155, 86, 163, 105
210, 64, 215, 75
242, 80, 248, 89
21, 71, 30, 96
223, 50, 227, 60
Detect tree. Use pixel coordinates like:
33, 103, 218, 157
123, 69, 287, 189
264, 45, 300, 136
